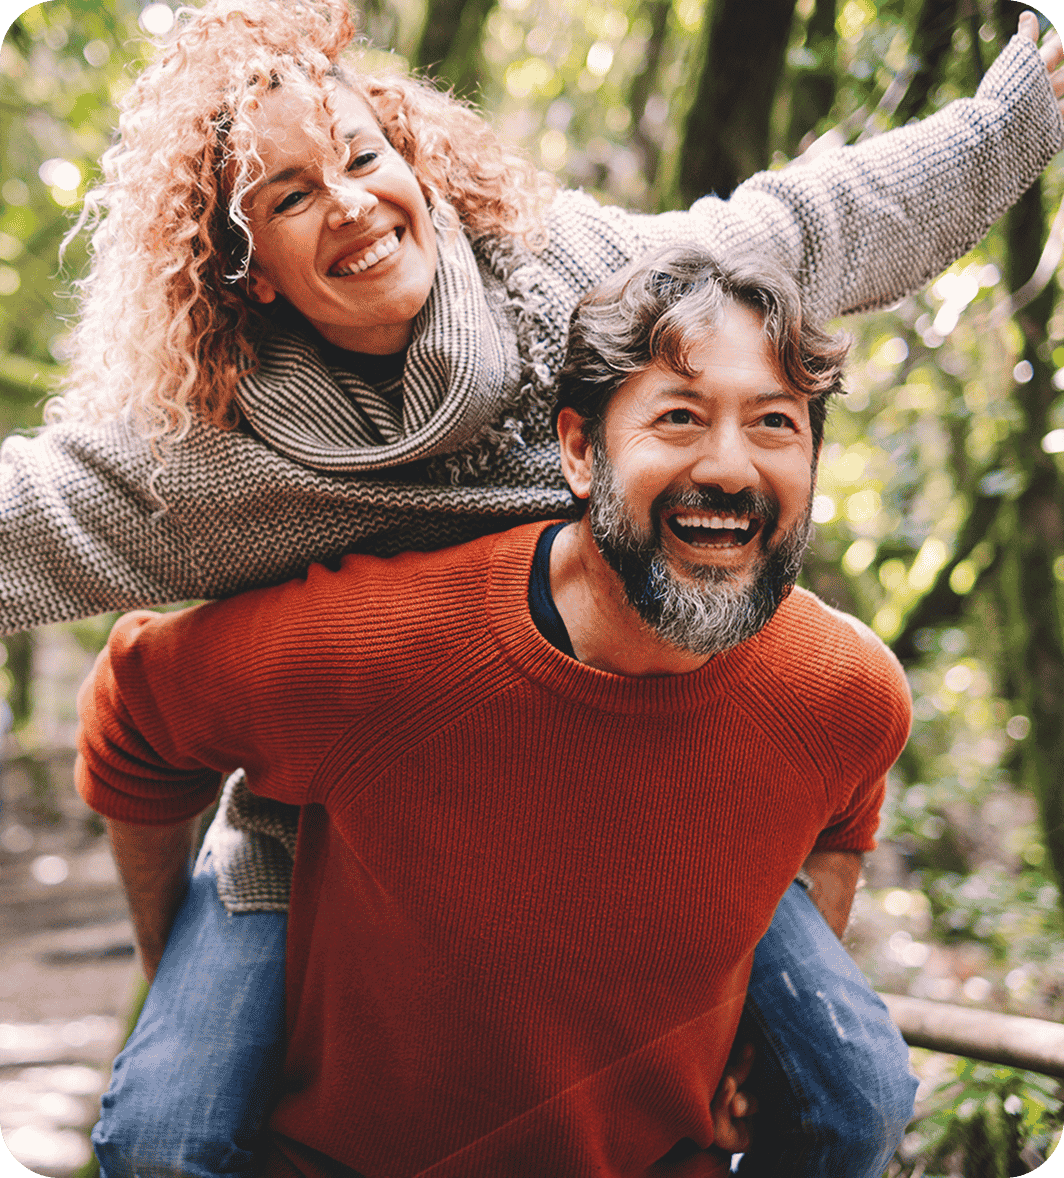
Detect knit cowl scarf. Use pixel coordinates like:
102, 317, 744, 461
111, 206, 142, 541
234, 226, 560, 481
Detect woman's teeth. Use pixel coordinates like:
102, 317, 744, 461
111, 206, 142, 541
330, 230, 400, 276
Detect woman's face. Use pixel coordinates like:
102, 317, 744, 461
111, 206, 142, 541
242, 84, 438, 355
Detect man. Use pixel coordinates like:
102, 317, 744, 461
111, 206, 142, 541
77, 246, 913, 1178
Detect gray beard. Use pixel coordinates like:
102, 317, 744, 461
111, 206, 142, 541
588, 446, 812, 657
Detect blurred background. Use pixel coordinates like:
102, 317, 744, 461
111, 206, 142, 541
1, 0, 1063, 1173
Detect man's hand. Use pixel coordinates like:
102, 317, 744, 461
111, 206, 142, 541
709, 1041, 757, 1154
107, 816, 199, 983
1019, 11, 1064, 108
799, 849, 863, 940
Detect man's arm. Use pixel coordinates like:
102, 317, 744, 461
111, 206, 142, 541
106, 817, 199, 983
799, 849, 864, 940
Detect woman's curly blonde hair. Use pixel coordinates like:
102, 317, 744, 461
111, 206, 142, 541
50, 0, 555, 443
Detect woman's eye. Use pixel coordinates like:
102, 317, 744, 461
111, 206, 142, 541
274, 190, 308, 214
662, 408, 694, 425
347, 149, 380, 171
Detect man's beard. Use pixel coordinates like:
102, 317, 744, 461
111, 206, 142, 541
587, 444, 812, 657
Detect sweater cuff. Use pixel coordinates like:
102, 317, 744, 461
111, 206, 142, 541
75, 752, 221, 826
979, 32, 1064, 159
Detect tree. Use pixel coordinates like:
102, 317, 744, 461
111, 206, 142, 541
412, 0, 495, 98
625, 0, 673, 191
996, 176, 1064, 893
892, 0, 966, 125
784, 0, 839, 153
673, 0, 799, 202
0, 1, 144, 740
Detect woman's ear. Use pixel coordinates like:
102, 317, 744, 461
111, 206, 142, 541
556, 407, 594, 501
246, 269, 277, 305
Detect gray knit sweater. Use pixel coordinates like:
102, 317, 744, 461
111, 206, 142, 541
6, 35, 1060, 910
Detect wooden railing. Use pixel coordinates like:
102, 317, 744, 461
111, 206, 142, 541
881, 993, 1064, 1079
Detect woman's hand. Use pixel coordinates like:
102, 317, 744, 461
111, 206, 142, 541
1019, 10, 1064, 109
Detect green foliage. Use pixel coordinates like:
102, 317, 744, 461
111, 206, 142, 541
893, 1058, 1062, 1176
0, 0, 146, 428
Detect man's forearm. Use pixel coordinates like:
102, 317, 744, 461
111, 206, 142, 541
800, 850, 863, 940
107, 816, 199, 983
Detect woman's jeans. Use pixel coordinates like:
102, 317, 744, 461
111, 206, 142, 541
92, 871, 917, 1178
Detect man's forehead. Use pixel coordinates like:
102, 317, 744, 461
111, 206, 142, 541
613, 326, 795, 401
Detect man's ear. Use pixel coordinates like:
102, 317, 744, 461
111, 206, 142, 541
556, 407, 594, 501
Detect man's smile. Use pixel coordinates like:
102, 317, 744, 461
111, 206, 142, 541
664, 510, 763, 549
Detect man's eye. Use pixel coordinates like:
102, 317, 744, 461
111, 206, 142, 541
762, 411, 793, 429
662, 408, 694, 425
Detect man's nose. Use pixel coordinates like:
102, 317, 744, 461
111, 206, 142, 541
687, 423, 758, 492
326, 180, 376, 228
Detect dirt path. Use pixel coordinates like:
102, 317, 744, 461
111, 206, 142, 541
0, 819, 138, 1177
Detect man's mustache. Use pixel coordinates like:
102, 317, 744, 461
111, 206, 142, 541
651, 486, 780, 528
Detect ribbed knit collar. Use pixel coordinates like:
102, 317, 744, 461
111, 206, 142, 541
234, 229, 522, 472
487, 522, 773, 713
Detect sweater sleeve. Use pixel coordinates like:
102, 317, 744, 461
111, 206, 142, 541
617, 33, 1061, 322
813, 617, 913, 854
75, 577, 356, 825
0, 421, 206, 633
75, 615, 225, 826
0, 408, 568, 635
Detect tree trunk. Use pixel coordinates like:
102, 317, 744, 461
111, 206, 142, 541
627, 0, 673, 198
987, 0, 1064, 906
674, 0, 798, 203
893, 0, 964, 126
891, 493, 1004, 664
882, 992, 1064, 1078
785, 0, 837, 154
357, 0, 401, 56
3, 631, 33, 728
412, 0, 495, 99
988, 169, 1064, 906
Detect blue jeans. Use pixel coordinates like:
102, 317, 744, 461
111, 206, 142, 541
93, 867, 287, 1178
735, 882, 918, 1176
93, 877, 915, 1177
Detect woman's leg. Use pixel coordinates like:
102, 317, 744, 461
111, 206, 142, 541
92, 861, 287, 1178
734, 881, 918, 1178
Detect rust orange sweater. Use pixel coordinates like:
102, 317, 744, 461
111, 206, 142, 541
77, 522, 911, 1178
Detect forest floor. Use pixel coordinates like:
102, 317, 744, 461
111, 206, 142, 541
0, 749, 137, 1177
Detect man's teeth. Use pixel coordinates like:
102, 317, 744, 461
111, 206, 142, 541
673, 513, 750, 532
330, 231, 400, 276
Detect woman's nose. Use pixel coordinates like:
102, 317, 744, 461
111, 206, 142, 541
326, 181, 376, 228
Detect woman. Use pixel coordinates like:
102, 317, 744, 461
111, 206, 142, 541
7, 0, 1062, 1172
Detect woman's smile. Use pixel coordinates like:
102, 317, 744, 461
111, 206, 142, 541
243, 85, 438, 355
328, 228, 403, 276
